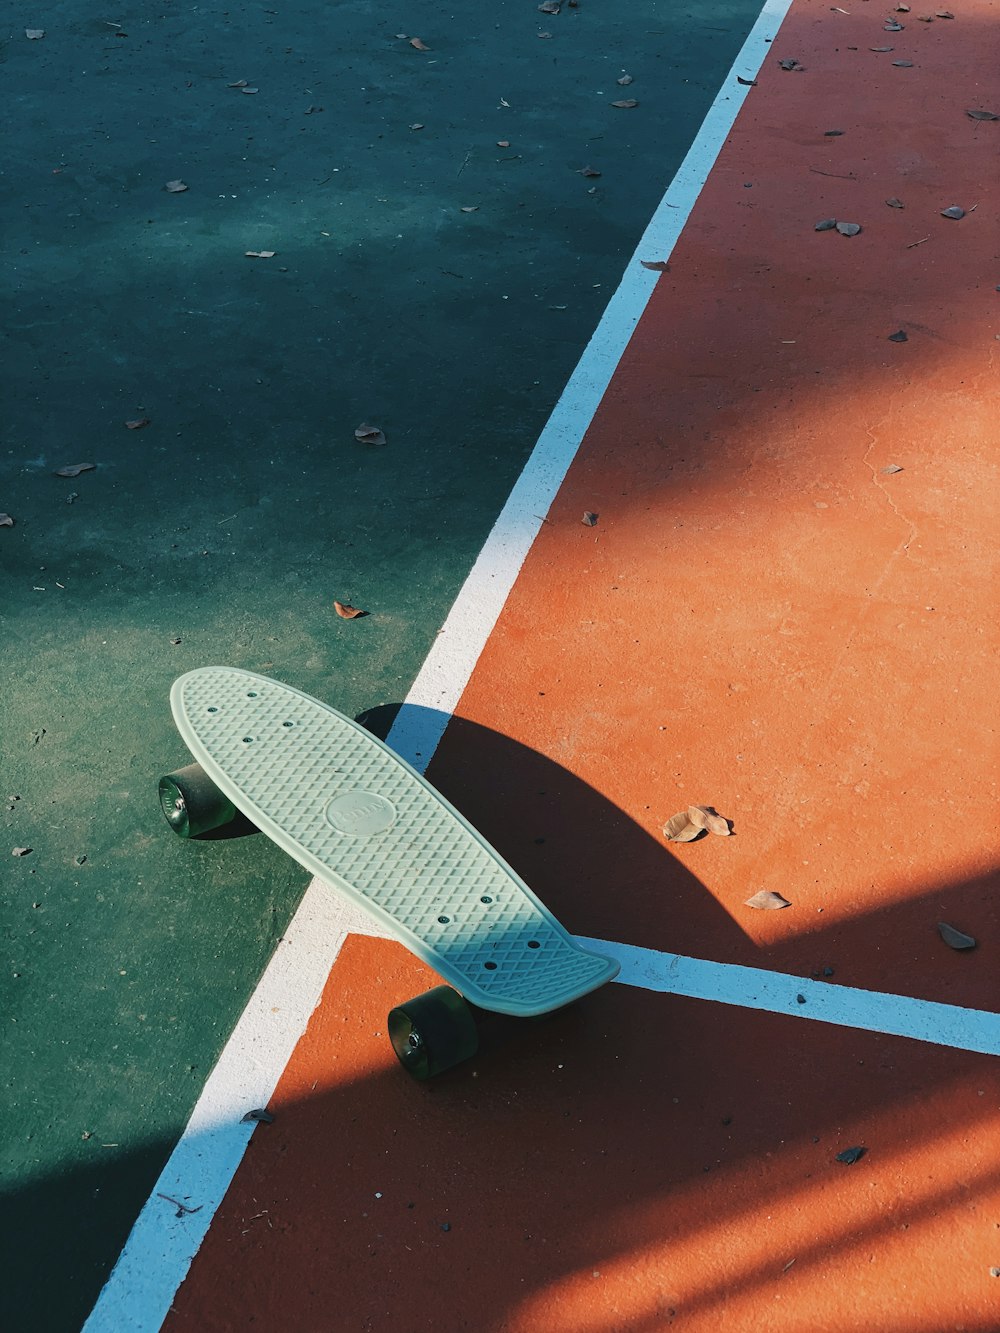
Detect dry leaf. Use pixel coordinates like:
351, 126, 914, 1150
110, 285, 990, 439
54, 463, 96, 478
0, 514, 14, 527
460, 205, 479, 213
778, 58, 803, 71
245, 250, 276, 258
241, 87, 259, 95
538, 0, 561, 11
228, 80, 248, 88
869, 46, 894, 51
537, 32, 553, 40
938, 921, 976, 949
409, 37, 430, 50
881, 462, 904, 472
354, 424, 386, 445
617, 74, 634, 86
884, 19, 904, 30
966, 109, 999, 121
836, 221, 861, 236
935, 9, 954, 16
12, 846, 33, 856
496, 140, 510, 148
940, 205, 965, 219
125, 417, 151, 430
579, 166, 602, 178
688, 806, 731, 836
745, 889, 791, 910
26, 29, 45, 39
892, 59, 914, 67
640, 260, 671, 271
887, 331, 908, 344
814, 218, 838, 231
334, 601, 366, 619
737, 76, 757, 86
241, 1107, 275, 1124
582, 511, 598, 526
663, 812, 702, 842
824, 129, 844, 136
885, 197, 905, 208
165, 180, 189, 193
409, 123, 424, 130
611, 99, 639, 109
836, 1146, 866, 1164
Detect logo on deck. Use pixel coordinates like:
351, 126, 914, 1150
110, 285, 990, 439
324, 790, 396, 837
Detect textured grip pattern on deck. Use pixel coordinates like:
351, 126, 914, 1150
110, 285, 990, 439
172, 669, 618, 1016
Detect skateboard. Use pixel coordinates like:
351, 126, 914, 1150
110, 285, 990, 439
158, 667, 619, 1077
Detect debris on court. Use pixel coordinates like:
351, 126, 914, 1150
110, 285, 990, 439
12, 847, 33, 857
582, 511, 598, 526
886, 197, 905, 208
836, 1146, 867, 1164
745, 889, 791, 910
53, 463, 96, 477
354, 423, 386, 445
664, 807, 732, 842
0, 513, 14, 527
940, 205, 966, 219
333, 600, 366, 619
835, 221, 862, 236
241, 1108, 275, 1124
938, 922, 976, 950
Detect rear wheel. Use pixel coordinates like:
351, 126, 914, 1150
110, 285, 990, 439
158, 763, 237, 838
388, 985, 480, 1080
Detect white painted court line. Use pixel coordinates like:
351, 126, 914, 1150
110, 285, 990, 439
578, 938, 1000, 1058
386, 0, 794, 769
84, 6, 793, 1329
82, 887, 354, 1333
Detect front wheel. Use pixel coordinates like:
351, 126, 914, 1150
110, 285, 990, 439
388, 986, 480, 1080
158, 763, 237, 838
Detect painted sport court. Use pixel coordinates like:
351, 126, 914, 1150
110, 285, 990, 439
6, 0, 1000, 1328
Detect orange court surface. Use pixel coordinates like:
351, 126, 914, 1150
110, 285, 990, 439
91, 1, 999, 1329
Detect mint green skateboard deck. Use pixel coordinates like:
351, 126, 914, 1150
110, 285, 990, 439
160, 667, 619, 1075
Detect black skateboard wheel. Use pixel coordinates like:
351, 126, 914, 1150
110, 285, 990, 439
158, 763, 237, 838
388, 985, 480, 1080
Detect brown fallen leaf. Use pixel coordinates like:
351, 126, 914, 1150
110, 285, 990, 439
935, 9, 955, 16
125, 417, 150, 430
354, 424, 386, 445
582, 511, 598, 526
617, 74, 634, 86
410, 123, 424, 130
778, 58, 803, 70
885, 197, 905, 208
54, 463, 96, 478
940, 205, 966, 219
538, 0, 561, 11
240, 1107, 275, 1124
824, 129, 844, 136
884, 20, 904, 30
334, 601, 366, 619
0, 514, 14, 527
496, 140, 510, 147
640, 260, 671, 271
663, 812, 702, 842
881, 462, 904, 472
892, 59, 914, 67
938, 922, 975, 949
688, 806, 731, 836
228, 80, 248, 88
966, 109, 999, 121
887, 331, 908, 344
745, 889, 791, 910
579, 166, 602, 178
737, 76, 757, 86
409, 37, 430, 51
245, 250, 276, 258
611, 99, 639, 109
460, 205, 479, 213
165, 180, 189, 193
